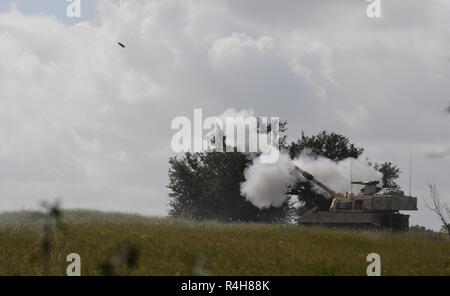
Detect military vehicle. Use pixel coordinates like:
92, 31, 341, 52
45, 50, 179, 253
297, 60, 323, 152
295, 166, 417, 230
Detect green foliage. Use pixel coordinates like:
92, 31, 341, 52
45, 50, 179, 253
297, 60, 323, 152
168, 121, 293, 223
168, 152, 293, 222
409, 225, 434, 233
371, 162, 401, 188
289, 131, 363, 161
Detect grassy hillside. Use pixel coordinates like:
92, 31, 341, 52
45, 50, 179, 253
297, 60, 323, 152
0, 210, 449, 276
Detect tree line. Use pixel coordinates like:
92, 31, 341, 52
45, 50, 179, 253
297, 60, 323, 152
167, 124, 401, 223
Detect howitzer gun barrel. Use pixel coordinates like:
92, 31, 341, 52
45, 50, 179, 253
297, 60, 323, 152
294, 166, 336, 197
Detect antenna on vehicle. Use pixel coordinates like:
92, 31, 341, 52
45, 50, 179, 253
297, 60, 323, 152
350, 158, 353, 195
409, 152, 413, 196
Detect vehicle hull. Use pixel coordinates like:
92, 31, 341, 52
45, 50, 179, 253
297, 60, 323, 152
298, 211, 410, 231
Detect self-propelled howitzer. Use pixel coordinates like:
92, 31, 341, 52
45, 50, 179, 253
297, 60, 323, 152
294, 166, 418, 230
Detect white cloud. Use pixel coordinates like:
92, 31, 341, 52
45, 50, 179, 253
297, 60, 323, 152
119, 71, 164, 104
423, 144, 450, 159
209, 33, 274, 68
335, 105, 370, 129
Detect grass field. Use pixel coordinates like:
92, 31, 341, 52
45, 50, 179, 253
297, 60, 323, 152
0, 210, 449, 276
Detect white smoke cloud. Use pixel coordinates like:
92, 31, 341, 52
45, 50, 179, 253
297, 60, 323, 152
240, 152, 296, 209
293, 152, 383, 194
241, 151, 383, 209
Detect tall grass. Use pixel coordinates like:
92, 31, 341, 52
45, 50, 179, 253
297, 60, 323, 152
0, 210, 449, 275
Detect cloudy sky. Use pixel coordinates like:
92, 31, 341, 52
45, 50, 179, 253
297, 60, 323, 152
0, 0, 449, 229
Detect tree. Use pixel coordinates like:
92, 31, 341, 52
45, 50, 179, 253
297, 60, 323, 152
167, 121, 294, 222
371, 162, 401, 188
288, 131, 363, 161
424, 183, 450, 235
288, 131, 364, 213
168, 151, 293, 222
409, 225, 434, 233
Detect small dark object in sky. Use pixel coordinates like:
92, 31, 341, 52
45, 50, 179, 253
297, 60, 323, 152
118, 42, 125, 48
446, 104, 450, 113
